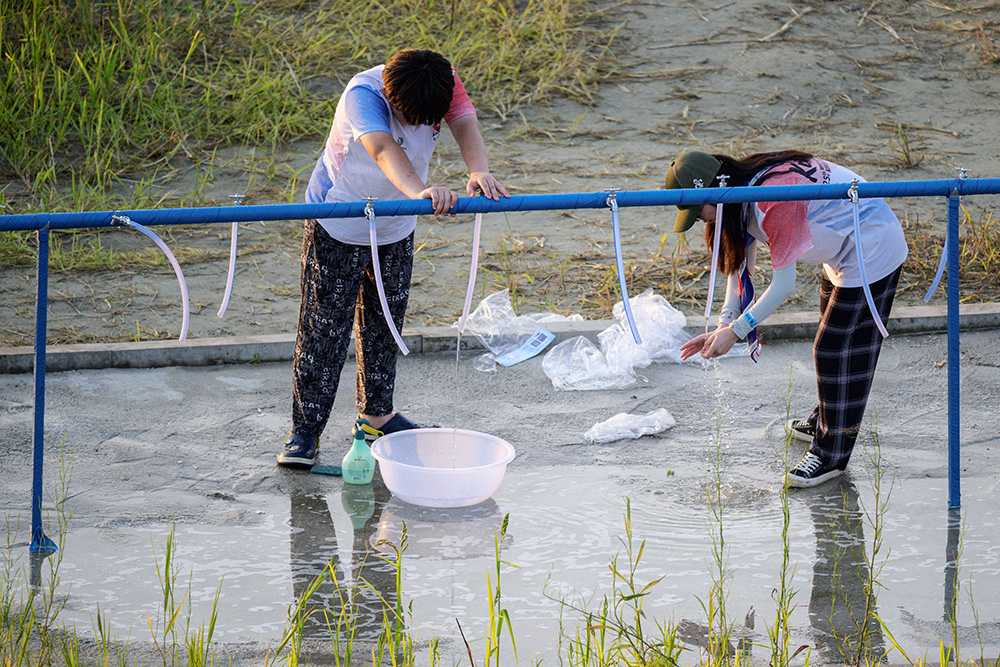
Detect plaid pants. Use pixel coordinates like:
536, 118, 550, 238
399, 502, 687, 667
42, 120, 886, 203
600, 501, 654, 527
291, 219, 413, 438
805, 265, 902, 468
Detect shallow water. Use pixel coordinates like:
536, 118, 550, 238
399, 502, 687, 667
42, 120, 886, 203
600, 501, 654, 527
25, 464, 1000, 664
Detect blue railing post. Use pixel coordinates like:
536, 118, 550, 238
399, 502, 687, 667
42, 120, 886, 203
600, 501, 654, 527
30, 227, 57, 554
946, 193, 961, 509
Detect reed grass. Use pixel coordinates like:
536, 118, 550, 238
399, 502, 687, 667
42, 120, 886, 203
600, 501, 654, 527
850, 419, 892, 667
699, 413, 737, 666
484, 513, 516, 667
548, 499, 683, 666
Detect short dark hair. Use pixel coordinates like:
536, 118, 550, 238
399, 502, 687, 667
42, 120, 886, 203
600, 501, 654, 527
382, 49, 454, 126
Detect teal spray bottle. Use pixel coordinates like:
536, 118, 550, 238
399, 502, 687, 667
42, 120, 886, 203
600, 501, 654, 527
342, 420, 376, 485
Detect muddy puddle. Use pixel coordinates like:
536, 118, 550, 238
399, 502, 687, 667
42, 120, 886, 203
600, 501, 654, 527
22, 464, 1000, 664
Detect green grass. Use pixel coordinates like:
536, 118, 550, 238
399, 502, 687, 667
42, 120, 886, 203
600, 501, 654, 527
1, 0, 622, 214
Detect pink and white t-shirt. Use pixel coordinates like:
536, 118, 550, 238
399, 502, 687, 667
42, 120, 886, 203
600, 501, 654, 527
305, 65, 476, 245
744, 158, 908, 287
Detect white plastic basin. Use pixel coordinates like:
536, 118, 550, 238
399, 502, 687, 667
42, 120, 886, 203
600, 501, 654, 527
370, 428, 515, 508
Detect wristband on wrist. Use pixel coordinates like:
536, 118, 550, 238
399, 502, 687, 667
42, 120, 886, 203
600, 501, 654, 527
743, 311, 758, 329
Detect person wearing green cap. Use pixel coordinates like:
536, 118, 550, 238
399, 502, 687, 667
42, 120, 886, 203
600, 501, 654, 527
666, 150, 908, 488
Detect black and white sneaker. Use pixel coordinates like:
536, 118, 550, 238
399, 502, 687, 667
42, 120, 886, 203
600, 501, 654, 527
783, 451, 844, 488
276, 432, 319, 469
784, 418, 815, 443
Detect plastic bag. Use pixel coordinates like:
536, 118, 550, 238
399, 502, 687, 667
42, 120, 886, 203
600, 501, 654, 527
542, 336, 638, 391
542, 290, 695, 390
600, 324, 652, 374
461, 290, 577, 368
459, 290, 537, 353
524, 312, 585, 325
474, 353, 497, 373
584, 408, 677, 444
611, 289, 690, 364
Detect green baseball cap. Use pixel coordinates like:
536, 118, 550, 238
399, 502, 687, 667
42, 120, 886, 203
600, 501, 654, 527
664, 151, 722, 233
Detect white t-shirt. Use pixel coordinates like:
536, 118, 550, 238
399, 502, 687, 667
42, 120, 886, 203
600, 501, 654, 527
743, 158, 908, 287
304, 65, 475, 245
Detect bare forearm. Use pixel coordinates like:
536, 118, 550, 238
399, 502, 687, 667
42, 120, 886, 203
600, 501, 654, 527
371, 150, 425, 197
449, 114, 490, 175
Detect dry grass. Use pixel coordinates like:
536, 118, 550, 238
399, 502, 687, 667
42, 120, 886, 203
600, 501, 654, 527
903, 206, 1000, 302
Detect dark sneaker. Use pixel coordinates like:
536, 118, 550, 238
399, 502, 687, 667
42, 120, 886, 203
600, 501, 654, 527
276, 432, 319, 469
784, 418, 815, 443
352, 413, 422, 443
784, 451, 844, 488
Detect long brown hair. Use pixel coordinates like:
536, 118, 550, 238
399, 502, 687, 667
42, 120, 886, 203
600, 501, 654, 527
704, 150, 813, 273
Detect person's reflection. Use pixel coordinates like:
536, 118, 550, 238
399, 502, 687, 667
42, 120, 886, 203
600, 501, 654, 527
807, 476, 885, 664
288, 471, 398, 657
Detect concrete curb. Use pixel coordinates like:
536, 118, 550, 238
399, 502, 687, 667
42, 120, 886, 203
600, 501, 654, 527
2, 303, 999, 374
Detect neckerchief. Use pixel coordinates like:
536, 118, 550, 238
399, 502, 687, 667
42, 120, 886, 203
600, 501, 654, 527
735, 230, 759, 362
735, 166, 783, 363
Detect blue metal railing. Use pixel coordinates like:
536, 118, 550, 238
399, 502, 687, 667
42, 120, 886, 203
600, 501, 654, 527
4, 178, 1000, 231
5, 176, 1000, 552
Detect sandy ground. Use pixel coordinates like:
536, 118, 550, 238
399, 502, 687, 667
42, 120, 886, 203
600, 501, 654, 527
3, 0, 1000, 347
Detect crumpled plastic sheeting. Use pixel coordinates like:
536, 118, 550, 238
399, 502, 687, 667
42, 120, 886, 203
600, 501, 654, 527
584, 408, 677, 444
461, 290, 584, 369
610, 289, 690, 365
542, 336, 639, 390
543, 289, 693, 390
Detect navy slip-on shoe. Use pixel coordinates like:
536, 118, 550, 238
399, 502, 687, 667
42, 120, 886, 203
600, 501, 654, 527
276, 432, 319, 469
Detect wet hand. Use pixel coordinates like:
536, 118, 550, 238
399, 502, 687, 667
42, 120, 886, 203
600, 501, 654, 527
419, 186, 460, 215
679, 333, 710, 361
700, 327, 738, 359
679, 327, 739, 361
466, 172, 509, 200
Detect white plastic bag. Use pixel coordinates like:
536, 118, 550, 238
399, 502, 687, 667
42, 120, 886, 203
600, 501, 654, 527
459, 290, 537, 354
459, 290, 559, 367
612, 289, 691, 364
542, 290, 695, 390
524, 312, 585, 325
461, 290, 586, 369
542, 336, 638, 390
584, 408, 677, 444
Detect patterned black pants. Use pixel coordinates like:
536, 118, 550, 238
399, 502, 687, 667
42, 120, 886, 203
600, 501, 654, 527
806, 264, 902, 468
291, 219, 413, 438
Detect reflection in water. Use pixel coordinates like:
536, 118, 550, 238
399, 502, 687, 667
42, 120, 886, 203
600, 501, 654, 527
808, 477, 885, 664
944, 506, 961, 623
898, 506, 1000, 650
288, 472, 397, 656
371, 497, 502, 561
287, 473, 503, 662
30, 551, 49, 591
